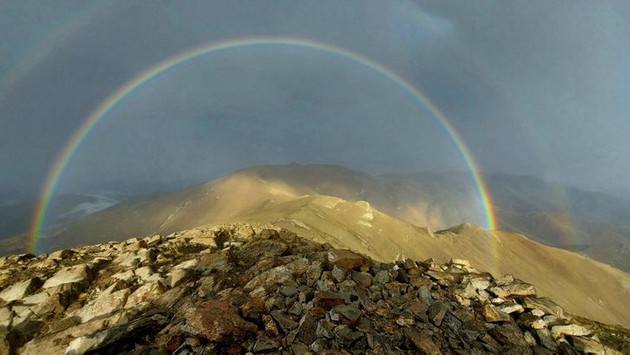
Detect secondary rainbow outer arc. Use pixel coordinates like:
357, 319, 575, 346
27, 36, 497, 254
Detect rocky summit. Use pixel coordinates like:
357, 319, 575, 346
0, 224, 628, 354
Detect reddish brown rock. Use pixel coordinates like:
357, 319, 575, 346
183, 299, 257, 342
314, 290, 345, 309
326, 250, 367, 270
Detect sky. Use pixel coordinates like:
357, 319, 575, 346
1, 0, 629, 201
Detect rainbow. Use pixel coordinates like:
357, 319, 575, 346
0, 3, 103, 97
27, 36, 496, 253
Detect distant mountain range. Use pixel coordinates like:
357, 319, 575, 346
12, 163, 625, 271
0, 192, 126, 239
1, 164, 628, 326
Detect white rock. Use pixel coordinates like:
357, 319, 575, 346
134, 266, 162, 283
66, 332, 107, 355
134, 266, 153, 280
0, 307, 13, 327
477, 290, 490, 302
498, 303, 524, 314
143, 234, 162, 246
450, 258, 471, 267
531, 309, 545, 317
495, 274, 514, 286
22, 292, 50, 306
170, 268, 191, 288
11, 306, 33, 327
491, 297, 505, 304
113, 252, 140, 267
125, 281, 164, 310
470, 278, 491, 291
75, 288, 130, 323
173, 259, 198, 270
0, 278, 40, 302
551, 324, 591, 338
43, 265, 89, 289
112, 270, 135, 283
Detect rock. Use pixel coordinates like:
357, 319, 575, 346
489, 323, 529, 348
498, 301, 524, 314
281, 256, 308, 274
333, 324, 363, 348
279, 285, 298, 297
522, 297, 564, 318
410, 275, 432, 289
331, 265, 347, 283
253, 336, 280, 352
427, 301, 451, 326
125, 281, 164, 309
66, 332, 108, 355
75, 288, 129, 323
454, 281, 478, 299
551, 324, 591, 338
0, 225, 620, 354
408, 300, 429, 318
173, 259, 198, 270
288, 301, 303, 316
489, 282, 536, 298
352, 272, 373, 287
425, 270, 462, 286
271, 310, 299, 334
571, 336, 605, 353
535, 328, 558, 351
332, 304, 362, 324
0, 333, 9, 355
518, 312, 547, 330
240, 297, 266, 320
405, 330, 441, 354
244, 266, 296, 290
374, 270, 391, 284
305, 260, 323, 283
531, 309, 545, 317
180, 299, 257, 342
314, 291, 345, 309
297, 307, 326, 345
170, 268, 193, 288
495, 274, 515, 286
524, 330, 537, 346
0, 307, 13, 327
111, 270, 135, 283
326, 250, 367, 270
450, 258, 471, 268
316, 319, 334, 339
134, 266, 163, 284
481, 303, 511, 323
0, 277, 42, 303
262, 314, 280, 337
469, 277, 491, 291
395, 315, 415, 327
42, 265, 90, 289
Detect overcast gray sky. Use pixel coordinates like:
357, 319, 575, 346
1, 0, 629, 198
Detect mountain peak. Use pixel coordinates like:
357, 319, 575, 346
437, 222, 487, 235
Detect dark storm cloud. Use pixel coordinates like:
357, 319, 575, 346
1, 0, 629, 198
